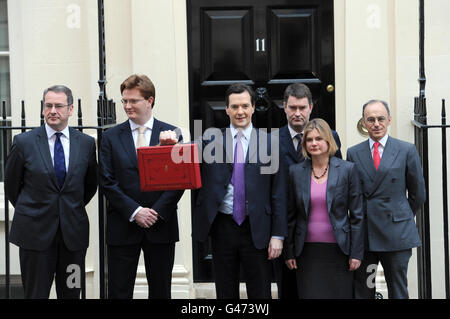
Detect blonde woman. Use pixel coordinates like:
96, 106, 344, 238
285, 118, 364, 298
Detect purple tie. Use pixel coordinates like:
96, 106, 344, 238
232, 131, 246, 225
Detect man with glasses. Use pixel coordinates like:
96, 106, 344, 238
4, 85, 98, 298
347, 100, 426, 299
99, 74, 184, 299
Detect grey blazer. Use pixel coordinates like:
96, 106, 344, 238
346, 136, 426, 252
285, 156, 364, 261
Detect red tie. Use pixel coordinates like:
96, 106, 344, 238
373, 142, 381, 170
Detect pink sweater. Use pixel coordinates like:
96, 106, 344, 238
305, 177, 337, 243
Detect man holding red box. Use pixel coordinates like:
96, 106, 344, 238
161, 83, 287, 299
99, 74, 184, 299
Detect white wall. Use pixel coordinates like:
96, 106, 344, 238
3, 0, 450, 299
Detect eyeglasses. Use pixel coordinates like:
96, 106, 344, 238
365, 116, 387, 125
121, 99, 145, 105
44, 103, 70, 109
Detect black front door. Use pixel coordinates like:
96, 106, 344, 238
187, 0, 335, 282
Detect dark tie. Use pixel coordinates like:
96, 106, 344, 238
231, 131, 245, 225
373, 142, 381, 170
295, 133, 304, 161
54, 132, 66, 188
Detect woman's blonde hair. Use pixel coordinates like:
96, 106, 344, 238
302, 118, 338, 159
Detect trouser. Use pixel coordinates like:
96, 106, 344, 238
19, 227, 86, 299
354, 249, 412, 299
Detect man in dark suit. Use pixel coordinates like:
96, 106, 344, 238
347, 99, 426, 299
4, 85, 98, 299
161, 83, 287, 298
200, 83, 286, 298
276, 83, 342, 298
99, 74, 184, 299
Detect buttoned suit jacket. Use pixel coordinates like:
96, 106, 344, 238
193, 127, 287, 249
99, 119, 184, 246
346, 136, 426, 252
285, 156, 364, 261
5, 125, 98, 251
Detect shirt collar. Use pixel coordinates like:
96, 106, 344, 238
45, 123, 70, 139
129, 115, 154, 132
369, 134, 389, 149
230, 123, 253, 141
287, 124, 302, 139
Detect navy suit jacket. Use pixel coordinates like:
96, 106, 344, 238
193, 127, 287, 249
99, 118, 184, 246
346, 136, 426, 252
5, 125, 98, 251
285, 157, 364, 260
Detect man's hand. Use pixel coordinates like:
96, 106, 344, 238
268, 238, 283, 260
159, 130, 178, 145
349, 258, 361, 271
285, 259, 297, 270
135, 208, 158, 228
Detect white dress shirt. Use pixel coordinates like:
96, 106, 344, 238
129, 116, 154, 149
218, 124, 253, 215
45, 123, 70, 171
369, 134, 389, 159
129, 116, 154, 222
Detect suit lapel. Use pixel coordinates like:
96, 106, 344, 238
224, 128, 234, 171
150, 118, 161, 146
301, 161, 312, 216
356, 140, 376, 181
37, 125, 59, 188
281, 125, 299, 164
119, 121, 139, 168
247, 128, 258, 164
64, 127, 80, 188
369, 137, 400, 196
326, 157, 340, 213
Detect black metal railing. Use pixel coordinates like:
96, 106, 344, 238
411, 0, 450, 299
0, 98, 116, 299
413, 97, 450, 299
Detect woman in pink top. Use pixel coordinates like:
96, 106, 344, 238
285, 119, 364, 298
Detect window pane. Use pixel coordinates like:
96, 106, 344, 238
0, 56, 10, 182
0, 56, 10, 116
0, 0, 8, 51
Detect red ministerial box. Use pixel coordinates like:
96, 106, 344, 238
137, 144, 202, 191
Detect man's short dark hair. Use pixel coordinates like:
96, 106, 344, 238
283, 83, 313, 105
225, 83, 255, 107
43, 85, 74, 106
362, 100, 391, 117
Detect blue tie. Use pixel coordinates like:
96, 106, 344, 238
54, 132, 66, 188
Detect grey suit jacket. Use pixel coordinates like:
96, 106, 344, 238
346, 136, 426, 252
285, 156, 364, 260
5, 125, 98, 251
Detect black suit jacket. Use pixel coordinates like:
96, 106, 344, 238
5, 125, 98, 251
193, 127, 287, 249
99, 118, 184, 246
279, 125, 342, 167
285, 157, 364, 260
